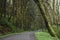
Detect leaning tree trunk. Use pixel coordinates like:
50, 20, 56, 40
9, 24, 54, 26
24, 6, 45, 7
34, 0, 56, 37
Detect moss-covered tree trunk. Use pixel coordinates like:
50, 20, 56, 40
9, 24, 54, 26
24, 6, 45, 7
34, 0, 56, 37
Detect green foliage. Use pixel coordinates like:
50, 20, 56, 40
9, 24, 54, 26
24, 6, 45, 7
52, 25, 60, 39
0, 17, 8, 25
0, 17, 16, 33
35, 32, 53, 40
57, 28, 60, 39
35, 32, 59, 40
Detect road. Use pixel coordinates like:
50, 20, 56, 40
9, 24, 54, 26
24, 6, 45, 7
0, 32, 36, 40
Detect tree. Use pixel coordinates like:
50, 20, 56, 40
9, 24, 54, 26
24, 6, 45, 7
34, 0, 57, 37
0, 0, 6, 17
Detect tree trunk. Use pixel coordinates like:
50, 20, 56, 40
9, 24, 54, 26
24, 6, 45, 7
0, 0, 6, 17
34, 0, 56, 37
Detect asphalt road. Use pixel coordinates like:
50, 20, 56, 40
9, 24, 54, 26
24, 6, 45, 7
0, 32, 36, 40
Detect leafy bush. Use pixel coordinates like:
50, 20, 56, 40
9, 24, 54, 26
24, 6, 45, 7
57, 29, 60, 39
0, 17, 16, 34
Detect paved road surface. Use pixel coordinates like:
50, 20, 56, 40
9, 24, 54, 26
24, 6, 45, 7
0, 32, 36, 40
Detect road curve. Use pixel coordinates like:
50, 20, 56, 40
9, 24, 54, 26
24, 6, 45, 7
0, 32, 36, 40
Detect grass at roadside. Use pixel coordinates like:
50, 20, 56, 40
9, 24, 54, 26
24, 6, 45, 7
35, 32, 53, 40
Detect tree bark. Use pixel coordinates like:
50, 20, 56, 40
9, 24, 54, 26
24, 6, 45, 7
34, 0, 56, 37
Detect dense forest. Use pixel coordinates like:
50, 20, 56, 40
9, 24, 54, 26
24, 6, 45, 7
0, 0, 60, 39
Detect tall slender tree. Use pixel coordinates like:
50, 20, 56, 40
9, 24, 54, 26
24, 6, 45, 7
0, 0, 6, 17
